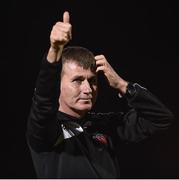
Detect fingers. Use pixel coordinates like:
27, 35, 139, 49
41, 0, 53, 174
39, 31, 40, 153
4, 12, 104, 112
96, 66, 105, 73
95, 55, 105, 60
63, 11, 70, 23
95, 59, 105, 66
96, 60, 105, 72
95, 55, 106, 66
55, 22, 70, 33
51, 28, 69, 42
95, 55, 106, 73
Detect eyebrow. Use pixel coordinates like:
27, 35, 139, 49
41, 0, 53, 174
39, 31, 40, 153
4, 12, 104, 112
72, 75, 96, 80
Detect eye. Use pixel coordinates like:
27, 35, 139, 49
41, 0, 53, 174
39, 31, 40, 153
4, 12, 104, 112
89, 77, 97, 85
73, 78, 83, 84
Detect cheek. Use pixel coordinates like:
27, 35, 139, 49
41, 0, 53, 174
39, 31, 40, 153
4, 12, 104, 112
61, 84, 80, 98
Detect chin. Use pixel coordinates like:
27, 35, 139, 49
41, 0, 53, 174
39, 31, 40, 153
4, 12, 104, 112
77, 104, 92, 111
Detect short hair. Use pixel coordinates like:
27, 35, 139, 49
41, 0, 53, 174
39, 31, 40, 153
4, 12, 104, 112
61, 46, 96, 71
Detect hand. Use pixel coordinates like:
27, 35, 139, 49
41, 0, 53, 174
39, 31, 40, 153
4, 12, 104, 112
50, 11, 72, 50
95, 55, 128, 95
47, 11, 72, 62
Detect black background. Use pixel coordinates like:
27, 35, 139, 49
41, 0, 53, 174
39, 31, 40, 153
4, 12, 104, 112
6, 0, 179, 178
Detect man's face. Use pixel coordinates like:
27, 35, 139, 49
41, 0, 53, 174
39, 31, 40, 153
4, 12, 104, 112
59, 61, 98, 117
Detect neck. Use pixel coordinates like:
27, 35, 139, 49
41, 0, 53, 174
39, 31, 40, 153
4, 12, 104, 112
58, 106, 87, 119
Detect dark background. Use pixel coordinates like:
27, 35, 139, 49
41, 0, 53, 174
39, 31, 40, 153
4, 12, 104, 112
6, 0, 179, 178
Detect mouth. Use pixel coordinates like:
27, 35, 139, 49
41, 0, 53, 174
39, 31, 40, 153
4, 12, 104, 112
79, 98, 91, 101
78, 98, 92, 102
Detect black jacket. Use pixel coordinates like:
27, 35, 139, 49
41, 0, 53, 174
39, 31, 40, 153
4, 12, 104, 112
26, 57, 174, 178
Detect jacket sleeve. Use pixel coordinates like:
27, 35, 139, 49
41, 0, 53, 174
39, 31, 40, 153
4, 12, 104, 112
26, 55, 62, 152
115, 83, 174, 143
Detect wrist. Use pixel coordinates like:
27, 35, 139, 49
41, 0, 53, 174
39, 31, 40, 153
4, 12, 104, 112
116, 80, 128, 96
47, 46, 64, 63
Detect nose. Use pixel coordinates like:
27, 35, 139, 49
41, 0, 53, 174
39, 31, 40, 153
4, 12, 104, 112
82, 80, 92, 94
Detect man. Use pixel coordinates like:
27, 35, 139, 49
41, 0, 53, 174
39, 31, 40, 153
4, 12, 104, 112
26, 11, 174, 178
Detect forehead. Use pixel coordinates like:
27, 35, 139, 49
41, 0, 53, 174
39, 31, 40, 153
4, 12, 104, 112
62, 62, 96, 77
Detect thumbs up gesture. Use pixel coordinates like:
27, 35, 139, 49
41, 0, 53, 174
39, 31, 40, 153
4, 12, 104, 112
50, 11, 72, 50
